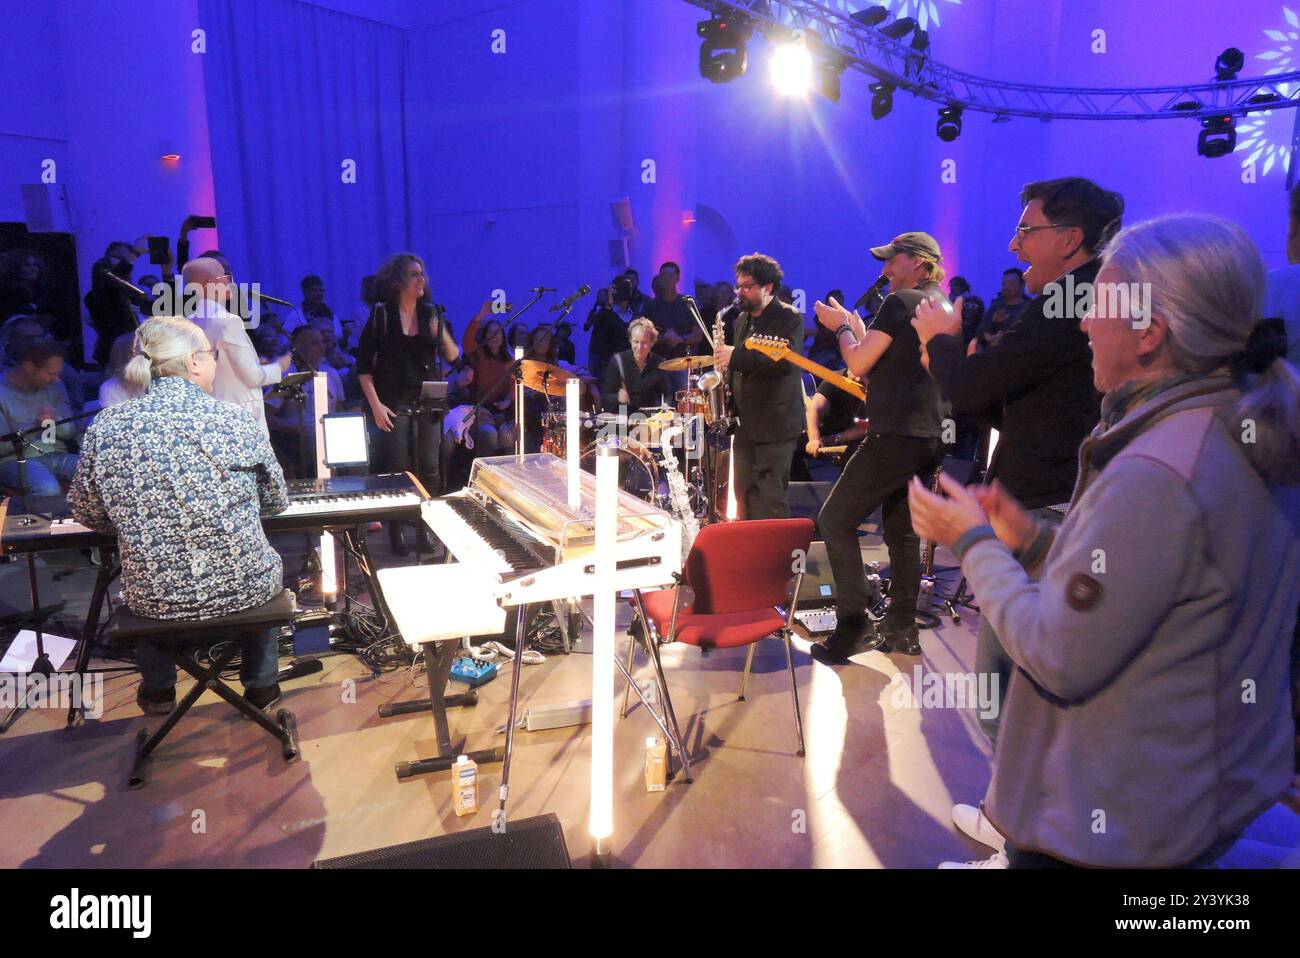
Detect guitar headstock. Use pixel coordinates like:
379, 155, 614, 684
744, 334, 791, 360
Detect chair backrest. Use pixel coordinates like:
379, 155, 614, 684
684, 518, 814, 615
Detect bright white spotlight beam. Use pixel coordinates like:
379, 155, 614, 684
769, 41, 813, 98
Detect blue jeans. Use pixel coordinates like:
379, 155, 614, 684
0, 453, 80, 497
137, 625, 281, 692
975, 506, 1065, 747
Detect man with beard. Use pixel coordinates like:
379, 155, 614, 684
812, 233, 950, 663
712, 253, 805, 520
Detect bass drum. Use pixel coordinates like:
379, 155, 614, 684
579, 436, 664, 508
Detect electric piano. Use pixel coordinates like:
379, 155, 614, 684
421, 453, 682, 607
0, 473, 428, 551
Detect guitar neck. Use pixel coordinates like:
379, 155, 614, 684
775, 351, 866, 401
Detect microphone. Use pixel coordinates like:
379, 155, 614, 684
101, 269, 149, 298
853, 275, 889, 313
250, 289, 294, 308
549, 284, 592, 312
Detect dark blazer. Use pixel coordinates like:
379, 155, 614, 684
726, 297, 806, 444
925, 259, 1103, 508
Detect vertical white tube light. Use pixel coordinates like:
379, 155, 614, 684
590, 445, 618, 857
514, 346, 526, 462
312, 371, 337, 600
566, 377, 581, 510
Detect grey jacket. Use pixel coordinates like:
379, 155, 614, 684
960, 374, 1299, 866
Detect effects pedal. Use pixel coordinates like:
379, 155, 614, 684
450, 656, 498, 687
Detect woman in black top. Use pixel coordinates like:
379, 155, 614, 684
357, 252, 458, 554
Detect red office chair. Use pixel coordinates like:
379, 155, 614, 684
622, 518, 814, 782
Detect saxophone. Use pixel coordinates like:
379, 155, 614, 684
698, 306, 730, 424
657, 425, 699, 560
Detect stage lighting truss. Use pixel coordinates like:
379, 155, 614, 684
680, 0, 1300, 123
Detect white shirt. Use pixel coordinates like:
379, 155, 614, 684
190, 297, 284, 434
98, 376, 141, 409
284, 307, 343, 343
1264, 265, 1300, 370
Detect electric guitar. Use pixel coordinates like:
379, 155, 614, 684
742, 335, 867, 402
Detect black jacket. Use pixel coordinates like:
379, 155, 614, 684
727, 297, 806, 444
926, 259, 1102, 508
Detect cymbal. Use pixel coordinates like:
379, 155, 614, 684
659, 354, 716, 372
520, 359, 574, 396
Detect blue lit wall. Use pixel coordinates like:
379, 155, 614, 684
3, 0, 1293, 364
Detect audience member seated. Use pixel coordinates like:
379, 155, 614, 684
459, 315, 516, 456
284, 274, 338, 339
974, 267, 1031, 352
0, 336, 79, 496
0, 249, 52, 323
67, 316, 288, 716
266, 325, 344, 477
554, 320, 577, 365
98, 333, 143, 409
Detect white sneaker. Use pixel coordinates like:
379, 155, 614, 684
938, 850, 1008, 869
952, 803, 1006, 852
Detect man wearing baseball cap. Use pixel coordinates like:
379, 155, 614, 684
811, 231, 950, 663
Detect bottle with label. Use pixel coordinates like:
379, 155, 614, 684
644, 736, 667, 792
453, 754, 478, 816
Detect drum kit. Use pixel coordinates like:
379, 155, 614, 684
523, 354, 732, 522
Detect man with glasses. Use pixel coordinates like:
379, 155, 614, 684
713, 253, 805, 519
910, 176, 1123, 866
183, 256, 291, 435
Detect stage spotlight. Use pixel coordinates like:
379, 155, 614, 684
870, 81, 894, 119
936, 104, 963, 141
850, 5, 889, 27
770, 41, 814, 98
880, 16, 918, 40
816, 57, 848, 103
1197, 115, 1236, 157
698, 17, 752, 84
911, 28, 930, 54
1214, 47, 1244, 82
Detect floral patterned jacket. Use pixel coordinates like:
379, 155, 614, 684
69, 375, 288, 619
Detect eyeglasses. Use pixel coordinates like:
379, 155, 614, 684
735, 280, 759, 291
1013, 223, 1070, 238
195, 347, 220, 362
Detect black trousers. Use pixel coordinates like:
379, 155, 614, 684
733, 432, 797, 520
818, 433, 943, 629
375, 402, 442, 494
